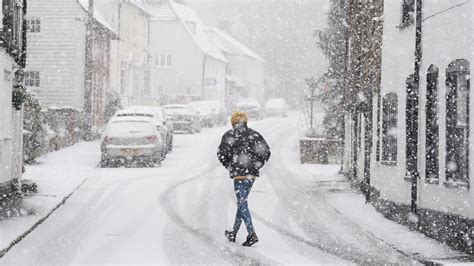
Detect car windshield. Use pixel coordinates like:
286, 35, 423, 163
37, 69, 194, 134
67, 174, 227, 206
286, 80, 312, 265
189, 102, 213, 114
237, 100, 259, 108
165, 105, 190, 115
266, 99, 286, 108
107, 121, 154, 135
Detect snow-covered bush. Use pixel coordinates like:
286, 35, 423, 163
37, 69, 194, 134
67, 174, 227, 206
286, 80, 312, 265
23, 91, 46, 164
105, 90, 122, 122
43, 108, 84, 151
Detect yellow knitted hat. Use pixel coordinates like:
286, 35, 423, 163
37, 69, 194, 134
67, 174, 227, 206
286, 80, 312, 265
231, 111, 248, 127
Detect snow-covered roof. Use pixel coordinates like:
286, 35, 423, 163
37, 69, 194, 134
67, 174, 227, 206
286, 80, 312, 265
146, 1, 227, 63
128, 0, 153, 16
211, 27, 264, 62
76, 0, 118, 38
146, 0, 178, 21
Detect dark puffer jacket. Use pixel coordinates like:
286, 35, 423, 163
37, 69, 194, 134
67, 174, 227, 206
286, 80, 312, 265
217, 124, 271, 178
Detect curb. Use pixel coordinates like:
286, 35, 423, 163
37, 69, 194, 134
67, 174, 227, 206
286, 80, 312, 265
0, 178, 87, 258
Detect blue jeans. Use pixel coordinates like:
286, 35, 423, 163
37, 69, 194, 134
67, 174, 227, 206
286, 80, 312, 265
233, 179, 255, 234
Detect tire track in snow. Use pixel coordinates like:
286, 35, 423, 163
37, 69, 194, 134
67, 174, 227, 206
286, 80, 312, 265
158, 167, 278, 265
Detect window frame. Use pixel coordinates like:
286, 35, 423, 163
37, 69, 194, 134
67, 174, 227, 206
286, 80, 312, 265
399, 0, 415, 29
425, 65, 440, 183
381, 93, 398, 165
26, 17, 41, 33
25, 71, 40, 87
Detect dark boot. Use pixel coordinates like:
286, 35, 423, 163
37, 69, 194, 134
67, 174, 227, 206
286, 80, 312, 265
242, 233, 258, 247
225, 230, 236, 242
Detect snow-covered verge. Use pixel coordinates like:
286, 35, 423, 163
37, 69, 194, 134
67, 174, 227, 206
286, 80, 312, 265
280, 125, 470, 263
0, 141, 98, 255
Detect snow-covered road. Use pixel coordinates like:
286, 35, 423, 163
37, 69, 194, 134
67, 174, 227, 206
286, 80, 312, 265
1, 114, 464, 264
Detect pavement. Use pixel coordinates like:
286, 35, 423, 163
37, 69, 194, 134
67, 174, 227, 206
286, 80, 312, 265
0, 113, 470, 264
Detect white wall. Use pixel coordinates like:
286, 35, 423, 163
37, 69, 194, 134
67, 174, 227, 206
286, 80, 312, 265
417, 0, 473, 218
94, 0, 121, 98
371, 0, 473, 218
0, 51, 14, 185
227, 54, 265, 102
371, 0, 416, 205
203, 56, 226, 102
118, 2, 150, 107
27, 0, 87, 110
149, 19, 205, 100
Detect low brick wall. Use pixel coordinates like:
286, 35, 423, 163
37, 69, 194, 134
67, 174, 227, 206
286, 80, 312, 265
300, 138, 342, 164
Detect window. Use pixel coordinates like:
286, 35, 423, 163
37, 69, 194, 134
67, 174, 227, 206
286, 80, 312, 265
376, 93, 382, 161
425, 65, 439, 182
160, 55, 166, 67
399, 0, 414, 28
25, 71, 40, 87
155, 54, 172, 67
27, 18, 41, 33
445, 59, 470, 185
144, 70, 150, 96
120, 62, 128, 94
381, 93, 398, 164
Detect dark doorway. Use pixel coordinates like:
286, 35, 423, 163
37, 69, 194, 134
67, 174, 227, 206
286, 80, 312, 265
425, 65, 439, 182
446, 59, 470, 186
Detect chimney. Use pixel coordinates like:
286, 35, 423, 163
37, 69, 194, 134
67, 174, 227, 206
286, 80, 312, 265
89, 0, 94, 16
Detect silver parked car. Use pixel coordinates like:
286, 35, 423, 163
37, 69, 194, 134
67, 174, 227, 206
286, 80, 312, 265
264, 98, 290, 117
115, 106, 174, 155
100, 117, 164, 167
164, 104, 202, 134
188, 101, 218, 127
235, 98, 263, 120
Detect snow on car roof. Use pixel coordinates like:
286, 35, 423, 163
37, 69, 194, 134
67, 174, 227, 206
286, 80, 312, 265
237, 99, 260, 106
265, 98, 287, 108
164, 104, 187, 109
109, 115, 153, 122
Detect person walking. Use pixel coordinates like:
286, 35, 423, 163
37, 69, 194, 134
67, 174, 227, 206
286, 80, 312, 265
217, 111, 271, 247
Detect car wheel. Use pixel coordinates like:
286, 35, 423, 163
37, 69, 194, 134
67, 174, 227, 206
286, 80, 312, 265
153, 154, 162, 167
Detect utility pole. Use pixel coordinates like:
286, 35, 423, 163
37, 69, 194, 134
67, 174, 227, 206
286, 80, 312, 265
409, 0, 423, 215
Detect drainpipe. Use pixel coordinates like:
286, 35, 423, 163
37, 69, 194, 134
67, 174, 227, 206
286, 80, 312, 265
201, 55, 207, 100
409, 0, 423, 216
84, 0, 94, 136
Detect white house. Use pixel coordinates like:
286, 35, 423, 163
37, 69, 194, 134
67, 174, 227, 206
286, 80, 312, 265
145, 0, 227, 104
26, 0, 117, 132
343, 0, 473, 254
209, 27, 265, 107
95, 0, 154, 107
0, 0, 27, 193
